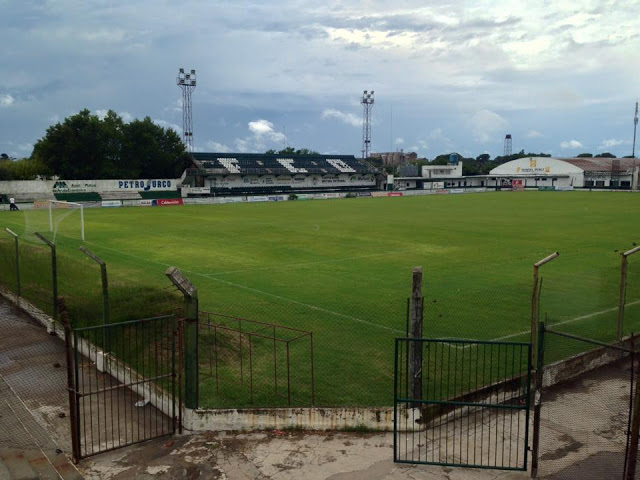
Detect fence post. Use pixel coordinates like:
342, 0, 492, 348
531, 252, 558, 367
626, 357, 640, 480
619, 247, 640, 341
166, 267, 199, 409
79, 246, 109, 325
531, 321, 546, 478
60, 298, 81, 463
34, 232, 58, 321
5, 228, 20, 298
410, 266, 424, 402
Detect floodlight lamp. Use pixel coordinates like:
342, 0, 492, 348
371, 91, 374, 95
364, 90, 367, 94
179, 68, 184, 73
191, 69, 196, 74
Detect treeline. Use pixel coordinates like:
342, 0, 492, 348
29, 109, 187, 180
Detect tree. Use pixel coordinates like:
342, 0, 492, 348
265, 147, 320, 155
577, 153, 593, 158
32, 109, 185, 179
595, 152, 616, 158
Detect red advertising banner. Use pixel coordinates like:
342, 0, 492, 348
388, 192, 404, 197
157, 198, 184, 206
512, 180, 524, 191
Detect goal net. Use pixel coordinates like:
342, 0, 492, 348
22, 200, 85, 244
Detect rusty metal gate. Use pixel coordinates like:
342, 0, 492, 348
63, 315, 179, 462
394, 338, 532, 471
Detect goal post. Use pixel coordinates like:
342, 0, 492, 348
47, 200, 85, 241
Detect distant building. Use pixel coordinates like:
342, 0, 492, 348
489, 157, 639, 189
370, 151, 419, 167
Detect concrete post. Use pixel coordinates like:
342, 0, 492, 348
410, 267, 424, 402
531, 252, 558, 368
80, 246, 109, 325
34, 232, 58, 321
166, 267, 199, 409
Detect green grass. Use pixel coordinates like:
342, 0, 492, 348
1, 191, 639, 407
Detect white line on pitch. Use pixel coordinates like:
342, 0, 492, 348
85, 241, 405, 335
197, 249, 419, 276
451, 299, 640, 350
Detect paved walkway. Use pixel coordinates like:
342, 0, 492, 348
0, 301, 82, 479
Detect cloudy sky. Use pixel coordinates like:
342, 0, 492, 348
1, 0, 639, 160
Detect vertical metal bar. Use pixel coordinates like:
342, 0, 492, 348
393, 338, 399, 462
172, 318, 178, 435
619, 255, 629, 341
624, 340, 635, 479
51, 244, 58, 320
524, 340, 534, 472
239, 321, 244, 383
494, 344, 500, 467
94, 329, 101, 455
74, 332, 84, 459
273, 325, 278, 396
286, 342, 291, 406
62, 303, 81, 463
626, 350, 640, 480
178, 319, 184, 435
249, 336, 254, 404
310, 333, 315, 406
135, 323, 140, 443
214, 325, 219, 394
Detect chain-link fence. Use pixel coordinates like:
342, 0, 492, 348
2, 223, 640, 412
536, 326, 639, 479
0, 232, 182, 329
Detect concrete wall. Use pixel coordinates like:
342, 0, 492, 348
0, 178, 180, 196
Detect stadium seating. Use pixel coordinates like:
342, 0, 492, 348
191, 153, 376, 175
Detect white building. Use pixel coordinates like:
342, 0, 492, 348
489, 157, 639, 190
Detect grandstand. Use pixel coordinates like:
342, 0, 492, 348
183, 153, 379, 196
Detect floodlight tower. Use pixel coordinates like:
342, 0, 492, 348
504, 134, 513, 157
361, 90, 374, 159
633, 102, 638, 158
177, 68, 197, 152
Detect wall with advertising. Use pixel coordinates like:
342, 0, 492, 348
0, 178, 181, 196
205, 173, 375, 190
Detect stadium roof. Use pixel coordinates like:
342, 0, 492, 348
560, 157, 638, 172
189, 153, 379, 176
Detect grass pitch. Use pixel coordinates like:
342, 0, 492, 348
1, 191, 639, 406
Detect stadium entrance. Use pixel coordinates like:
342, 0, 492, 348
394, 338, 532, 471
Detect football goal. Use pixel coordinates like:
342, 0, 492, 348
44, 200, 85, 242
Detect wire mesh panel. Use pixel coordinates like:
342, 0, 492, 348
71, 315, 177, 460
198, 311, 314, 408
394, 338, 531, 471
537, 329, 638, 479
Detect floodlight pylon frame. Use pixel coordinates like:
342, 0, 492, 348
361, 90, 374, 159
177, 68, 197, 153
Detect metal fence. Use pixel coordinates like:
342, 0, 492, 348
534, 324, 639, 479
394, 338, 531, 471
64, 312, 178, 461
197, 311, 314, 408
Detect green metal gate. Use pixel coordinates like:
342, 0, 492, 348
394, 338, 532, 471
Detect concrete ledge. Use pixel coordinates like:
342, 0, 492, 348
184, 406, 395, 432
542, 333, 638, 388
